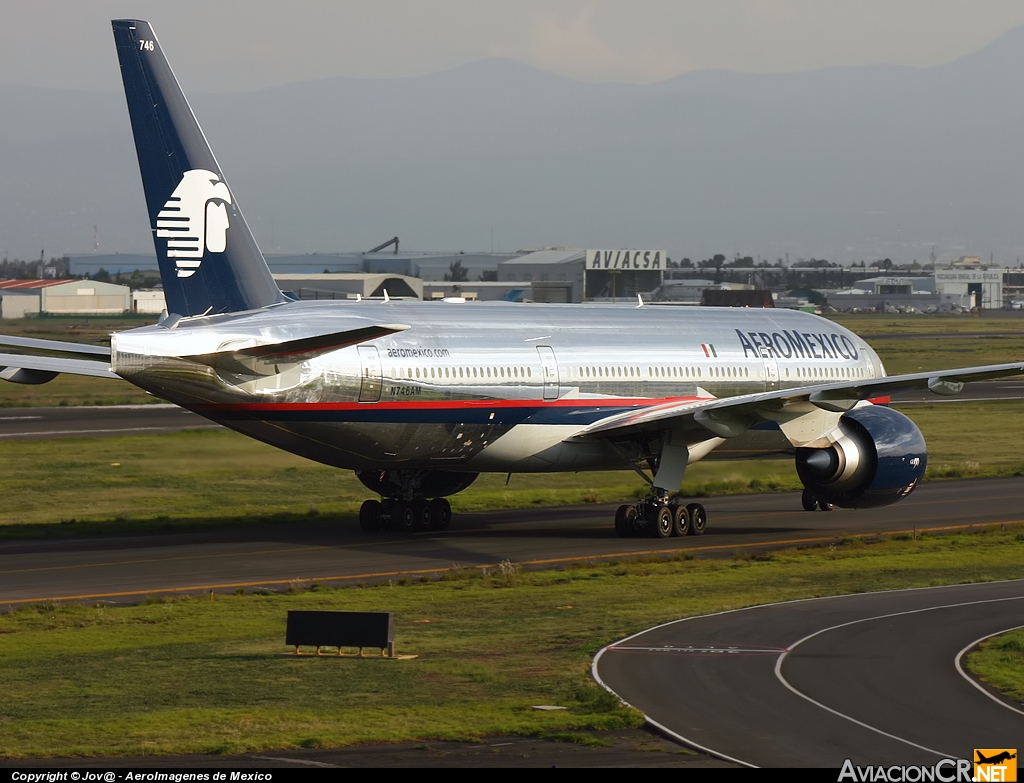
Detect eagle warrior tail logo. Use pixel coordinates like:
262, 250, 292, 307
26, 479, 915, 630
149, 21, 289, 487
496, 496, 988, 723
156, 169, 232, 278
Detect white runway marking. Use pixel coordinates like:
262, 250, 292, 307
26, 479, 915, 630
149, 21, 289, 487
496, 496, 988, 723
953, 624, 1024, 718
593, 580, 1024, 768
250, 755, 338, 768
773, 594, 1024, 759
610, 644, 783, 655
0, 425, 219, 438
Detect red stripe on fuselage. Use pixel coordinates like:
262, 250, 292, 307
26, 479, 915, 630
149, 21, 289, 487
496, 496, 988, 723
193, 395, 708, 412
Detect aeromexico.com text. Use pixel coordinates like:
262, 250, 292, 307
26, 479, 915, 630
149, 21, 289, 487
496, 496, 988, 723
387, 348, 450, 359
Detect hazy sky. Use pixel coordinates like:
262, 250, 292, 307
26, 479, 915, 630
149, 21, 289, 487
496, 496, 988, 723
3, 1, 1024, 91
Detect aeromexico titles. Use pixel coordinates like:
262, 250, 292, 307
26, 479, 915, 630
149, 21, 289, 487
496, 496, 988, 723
0, 19, 1020, 539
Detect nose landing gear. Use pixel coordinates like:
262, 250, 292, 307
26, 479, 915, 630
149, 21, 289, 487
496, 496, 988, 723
614, 495, 707, 539
358, 496, 452, 533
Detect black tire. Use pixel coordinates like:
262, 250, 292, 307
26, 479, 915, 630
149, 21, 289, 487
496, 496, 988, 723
410, 498, 432, 530
801, 488, 817, 512
358, 499, 381, 531
614, 505, 632, 537
398, 502, 416, 532
671, 502, 689, 537
625, 505, 641, 536
816, 499, 834, 512
653, 505, 673, 539
687, 503, 707, 536
429, 497, 451, 530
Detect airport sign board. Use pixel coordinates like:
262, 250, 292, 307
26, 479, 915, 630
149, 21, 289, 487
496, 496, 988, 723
586, 249, 664, 270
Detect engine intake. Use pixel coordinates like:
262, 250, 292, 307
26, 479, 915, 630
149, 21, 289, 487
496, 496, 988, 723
795, 405, 926, 509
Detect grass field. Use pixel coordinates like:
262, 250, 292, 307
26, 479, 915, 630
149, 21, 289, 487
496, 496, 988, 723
966, 626, 1024, 704
0, 526, 1021, 758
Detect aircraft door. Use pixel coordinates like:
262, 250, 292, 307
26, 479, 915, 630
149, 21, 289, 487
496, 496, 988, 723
357, 345, 382, 402
760, 347, 779, 391
536, 346, 560, 401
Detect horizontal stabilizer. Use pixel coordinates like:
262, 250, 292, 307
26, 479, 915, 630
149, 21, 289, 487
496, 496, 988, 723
188, 324, 410, 372
0, 334, 111, 358
0, 352, 118, 383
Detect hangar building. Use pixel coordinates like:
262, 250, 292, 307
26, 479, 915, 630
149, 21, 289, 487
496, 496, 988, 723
0, 279, 132, 318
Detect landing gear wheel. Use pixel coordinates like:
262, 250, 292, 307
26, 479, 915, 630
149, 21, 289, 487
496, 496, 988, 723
359, 499, 381, 531
614, 505, 632, 537
816, 499, 834, 512
671, 502, 690, 537
801, 488, 817, 512
687, 503, 707, 536
652, 505, 674, 539
398, 501, 416, 532
616, 505, 640, 537
411, 499, 432, 530
428, 497, 451, 531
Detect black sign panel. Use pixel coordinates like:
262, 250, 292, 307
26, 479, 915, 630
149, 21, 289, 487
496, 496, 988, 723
286, 610, 393, 650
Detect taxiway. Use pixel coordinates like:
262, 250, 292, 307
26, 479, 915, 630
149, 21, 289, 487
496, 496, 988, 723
595, 579, 1024, 767
2, 476, 1022, 607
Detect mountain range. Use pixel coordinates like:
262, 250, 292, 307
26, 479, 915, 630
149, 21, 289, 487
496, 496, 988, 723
4, 24, 1024, 264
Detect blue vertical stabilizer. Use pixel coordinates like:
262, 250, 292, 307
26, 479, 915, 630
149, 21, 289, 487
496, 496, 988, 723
112, 20, 285, 317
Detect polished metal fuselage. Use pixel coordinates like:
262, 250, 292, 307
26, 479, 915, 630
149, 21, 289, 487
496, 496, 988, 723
111, 301, 884, 474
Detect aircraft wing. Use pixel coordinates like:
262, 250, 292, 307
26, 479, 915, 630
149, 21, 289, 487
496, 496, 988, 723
0, 352, 117, 382
0, 335, 111, 358
574, 360, 1024, 447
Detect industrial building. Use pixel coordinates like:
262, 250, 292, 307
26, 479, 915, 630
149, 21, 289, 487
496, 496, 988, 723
827, 271, 1005, 312
67, 251, 523, 281
274, 273, 423, 300
497, 248, 666, 303
0, 279, 132, 318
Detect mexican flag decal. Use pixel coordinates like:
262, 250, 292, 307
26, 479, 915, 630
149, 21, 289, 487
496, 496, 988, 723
700, 343, 717, 358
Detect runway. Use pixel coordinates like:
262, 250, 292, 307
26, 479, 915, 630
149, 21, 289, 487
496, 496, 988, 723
2, 476, 1023, 607
0, 404, 219, 440
594, 580, 1024, 767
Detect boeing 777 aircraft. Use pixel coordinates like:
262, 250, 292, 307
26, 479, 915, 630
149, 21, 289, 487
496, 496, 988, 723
1, 20, 1022, 539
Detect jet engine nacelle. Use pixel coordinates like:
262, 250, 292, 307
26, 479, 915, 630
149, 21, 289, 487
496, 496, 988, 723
795, 405, 926, 509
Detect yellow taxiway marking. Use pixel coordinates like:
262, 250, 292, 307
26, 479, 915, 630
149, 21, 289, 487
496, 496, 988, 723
2, 519, 1020, 607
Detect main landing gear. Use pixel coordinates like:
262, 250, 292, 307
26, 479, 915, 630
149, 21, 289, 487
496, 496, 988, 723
801, 488, 834, 512
614, 495, 707, 539
359, 497, 452, 533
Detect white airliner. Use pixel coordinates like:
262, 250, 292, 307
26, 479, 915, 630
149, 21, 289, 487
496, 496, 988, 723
1, 20, 1021, 538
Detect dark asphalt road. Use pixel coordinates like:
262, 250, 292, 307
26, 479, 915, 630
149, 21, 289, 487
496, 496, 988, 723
0, 404, 219, 440
2, 476, 1023, 607
594, 580, 1024, 767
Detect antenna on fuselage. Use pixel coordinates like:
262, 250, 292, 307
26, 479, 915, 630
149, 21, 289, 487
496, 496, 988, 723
383, 289, 390, 303
636, 294, 645, 308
